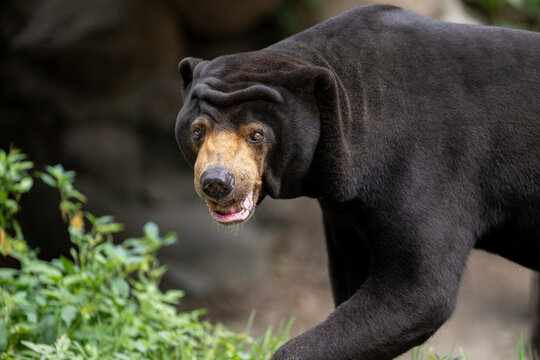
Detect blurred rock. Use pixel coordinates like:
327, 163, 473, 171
63, 124, 143, 201
11, 0, 183, 94
178, 0, 280, 37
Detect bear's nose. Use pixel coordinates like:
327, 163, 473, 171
200, 167, 235, 201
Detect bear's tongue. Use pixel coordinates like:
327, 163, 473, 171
206, 191, 254, 223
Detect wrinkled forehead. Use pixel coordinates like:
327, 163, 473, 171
183, 52, 302, 121
194, 51, 304, 84
191, 76, 284, 107
179, 51, 310, 131
191, 51, 311, 105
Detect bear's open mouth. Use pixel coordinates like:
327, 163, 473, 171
205, 191, 254, 224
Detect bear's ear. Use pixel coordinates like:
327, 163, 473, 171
178, 57, 203, 89
308, 66, 338, 110
306, 66, 354, 200
294, 65, 339, 114
262, 65, 342, 200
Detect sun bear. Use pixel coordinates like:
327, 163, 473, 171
175, 5, 540, 360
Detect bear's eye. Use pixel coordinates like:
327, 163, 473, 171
192, 128, 205, 142
248, 131, 264, 144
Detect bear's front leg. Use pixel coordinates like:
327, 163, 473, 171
271, 224, 473, 360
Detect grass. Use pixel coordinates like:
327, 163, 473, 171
401, 333, 538, 360
405, 345, 466, 360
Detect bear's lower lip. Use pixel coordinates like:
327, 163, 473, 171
206, 191, 254, 224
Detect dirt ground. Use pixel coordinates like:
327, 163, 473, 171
179, 197, 536, 359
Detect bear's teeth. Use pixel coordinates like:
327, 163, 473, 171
214, 202, 241, 215
242, 192, 254, 211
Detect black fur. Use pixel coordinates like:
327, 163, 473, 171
176, 6, 540, 359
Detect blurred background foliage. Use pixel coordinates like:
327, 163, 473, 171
272, 0, 324, 35
463, 0, 539, 29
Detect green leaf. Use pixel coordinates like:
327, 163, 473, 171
69, 188, 87, 202
26, 311, 38, 324
16, 176, 33, 193
125, 255, 146, 266
46, 164, 65, 178
62, 274, 86, 288
61, 305, 77, 327
163, 289, 185, 303
110, 277, 130, 299
95, 215, 114, 224
22, 340, 56, 354
59, 255, 75, 274
132, 340, 148, 352
0, 318, 8, 353
25, 261, 63, 279
0, 268, 17, 278
4, 198, 19, 215
104, 243, 128, 263
95, 222, 124, 234
113, 353, 132, 360
15, 160, 33, 171
39, 172, 57, 187
163, 232, 178, 246
37, 315, 58, 344
143, 222, 159, 238
7, 152, 27, 164
55, 334, 71, 352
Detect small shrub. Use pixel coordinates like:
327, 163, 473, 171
0, 148, 290, 360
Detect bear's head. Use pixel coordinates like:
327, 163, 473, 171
175, 51, 338, 225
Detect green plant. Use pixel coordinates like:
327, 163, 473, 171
404, 337, 539, 360
0, 148, 290, 359
519, 333, 540, 360
463, 0, 539, 29
273, 0, 323, 36
401, 345, 466, 360
0, 148, 33, 259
